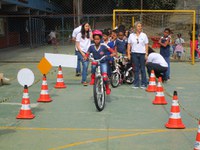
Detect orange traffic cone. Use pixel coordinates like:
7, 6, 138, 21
152, 77, 167, 105
165, 91, 185, 129
16, 85, 35, 119
54, 65, 66, 88
194, 121, 200, 150
37, 74, 52, 102
146, 70, 157, 92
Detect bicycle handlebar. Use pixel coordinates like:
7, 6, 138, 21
114, 55, 128, 60
89, 55, 107, 62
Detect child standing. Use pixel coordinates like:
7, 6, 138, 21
85, 30, 116, 95
158, 28, 171, 81
107, 30, 117, 77
115, 30, 127, 55
174, 33, 185, 60
102, 29, 110, 45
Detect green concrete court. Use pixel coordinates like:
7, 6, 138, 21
0, 45, 200, 150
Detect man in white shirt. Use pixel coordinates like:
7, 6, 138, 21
72, 18, 87, 76
146, 47, 168, 81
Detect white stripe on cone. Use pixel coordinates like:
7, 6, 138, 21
172, 100, 179, 106
156, 92, 164, 96
23, 93, 29, 98
42, 81, 47, 85
21, 104, 31, 110
149, 81, 156, 85
169, 112, 181, 119
57, 78, 63, 82
41, 90, 49, 94
194, 141, 200, 149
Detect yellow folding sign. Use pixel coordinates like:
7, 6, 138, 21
37, 57, 52, 75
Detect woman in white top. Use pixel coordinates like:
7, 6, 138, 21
127, 21, 149, 89
146, 47, 168, 81
76, 23, 92, 86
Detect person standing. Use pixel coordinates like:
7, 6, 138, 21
76, 22, 92, 86
48, 30, 58, 52
127, 21, 149, 89
159, 28, 171, 81
72, 18, 87, 76
174, 33, 185, 60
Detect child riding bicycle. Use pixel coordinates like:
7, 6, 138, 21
84, 30, 116, 95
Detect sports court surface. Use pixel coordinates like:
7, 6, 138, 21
0, 45, 200, 150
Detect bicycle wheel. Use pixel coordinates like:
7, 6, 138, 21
110, 72, 120, 88
93, 76, 105, 111
125, 69, 134, 84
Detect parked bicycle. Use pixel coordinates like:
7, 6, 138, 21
110, 55, 134, 88
90, 55, 107, 111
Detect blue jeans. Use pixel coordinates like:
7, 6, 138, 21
131, 52, 147, 87
91, 62, 107, 74
163, 56, 170, 79
77, 52, 89, 82
75, 50, 81, 73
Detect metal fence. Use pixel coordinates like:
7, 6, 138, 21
0, 0, 199, 49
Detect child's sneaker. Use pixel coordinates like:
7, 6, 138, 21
132, 86, 139, 89
82, 82, 88, 86
140, 85, 146, 90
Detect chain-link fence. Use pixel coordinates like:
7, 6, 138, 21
0, 0, 199, 53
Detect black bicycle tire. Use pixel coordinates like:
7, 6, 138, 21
110, 72, 120, 88
125, 69, 134, 84
93, 76, 105, 111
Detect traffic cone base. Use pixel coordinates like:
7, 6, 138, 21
165, 119, 185, 129
16, 110, 35, 119
37, 95, 52, 102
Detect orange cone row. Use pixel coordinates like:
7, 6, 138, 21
17, 65, 67, 119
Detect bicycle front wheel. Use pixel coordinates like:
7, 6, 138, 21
110, 72, 120, 88
93, 76, 105, 111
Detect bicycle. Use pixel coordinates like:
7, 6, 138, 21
90, 55, 107, 111
110, 55, 134, 88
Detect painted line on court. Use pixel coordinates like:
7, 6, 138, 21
48, 128, 196, 150
0, 126, 169, 132
0, 126, 196, 132
0, 126, 195, 149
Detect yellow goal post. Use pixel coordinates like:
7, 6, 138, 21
113, 9, 196, 64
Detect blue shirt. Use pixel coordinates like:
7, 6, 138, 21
115, 38, 126, 54
88, 44, 110, 63
160, 36, 170, 57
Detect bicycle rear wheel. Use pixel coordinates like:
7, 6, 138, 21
110, 72, 120, 88
93, 76, 105, 111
